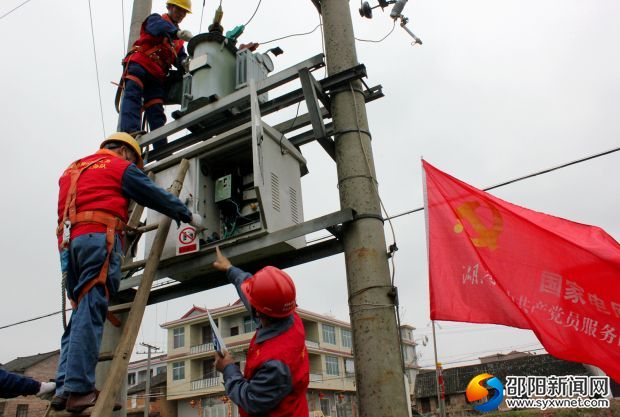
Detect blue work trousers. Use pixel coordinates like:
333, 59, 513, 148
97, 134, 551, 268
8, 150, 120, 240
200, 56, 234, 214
55, 233, 122, 396
119, 62, 167, 149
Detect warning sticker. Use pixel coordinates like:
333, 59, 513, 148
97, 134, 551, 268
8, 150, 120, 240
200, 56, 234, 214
176, 226, 198, 255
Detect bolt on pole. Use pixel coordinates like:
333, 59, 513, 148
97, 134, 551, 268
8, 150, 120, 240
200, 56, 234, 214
320, 0, 410, 415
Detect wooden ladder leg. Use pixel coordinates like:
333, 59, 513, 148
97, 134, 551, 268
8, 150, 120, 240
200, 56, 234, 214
90, 159, 190, 417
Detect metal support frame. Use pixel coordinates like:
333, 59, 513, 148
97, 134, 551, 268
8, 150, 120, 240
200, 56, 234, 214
114, 209, 354, 304
299, 68, 335, 160
144, 58, 383, 162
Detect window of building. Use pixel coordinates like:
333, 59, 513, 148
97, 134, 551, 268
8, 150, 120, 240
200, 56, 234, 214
16, 405, 28, 417
320, 397, 331, 417
344, 358, 355, 375
172, 361, 185, 380
243, 316, 257, 333
322, 324, 336, 344
203, 359, 216, 379
230, 326, 239, 336
127, 372, 136, 385
137, 370, 147, 383
173, 327, 185, 348
341, 329, 352, 348
421, 398, 431, 414
201, 325, 213, 345
156, 366, 166, 375
325, 356, 339, 376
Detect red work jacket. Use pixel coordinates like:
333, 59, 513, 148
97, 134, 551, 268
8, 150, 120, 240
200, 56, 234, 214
57, 150, 130, 246
126, 14, 184, 80
241, 313, 310, 417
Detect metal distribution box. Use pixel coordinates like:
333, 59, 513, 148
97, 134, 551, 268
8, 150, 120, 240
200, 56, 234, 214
145, 121, 307, 263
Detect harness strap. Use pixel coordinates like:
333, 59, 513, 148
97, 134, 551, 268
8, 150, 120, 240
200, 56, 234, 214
59, 158, 126, 328
61, 157, 106, 238
124, 74, 145, 90
143, 98, 164, 110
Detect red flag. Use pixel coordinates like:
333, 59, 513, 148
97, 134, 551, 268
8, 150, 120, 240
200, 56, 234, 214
423, 160, 620, 382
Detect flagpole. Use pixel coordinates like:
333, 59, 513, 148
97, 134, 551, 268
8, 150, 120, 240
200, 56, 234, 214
432, 321, 446, 417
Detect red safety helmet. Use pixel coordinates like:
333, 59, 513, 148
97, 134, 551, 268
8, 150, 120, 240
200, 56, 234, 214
241, 266, 297, 318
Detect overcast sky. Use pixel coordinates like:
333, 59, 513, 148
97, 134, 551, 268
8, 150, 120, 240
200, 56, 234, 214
0, 0, 618, 370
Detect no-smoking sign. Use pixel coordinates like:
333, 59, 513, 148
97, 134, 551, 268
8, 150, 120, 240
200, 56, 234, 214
176, 226, 199, 255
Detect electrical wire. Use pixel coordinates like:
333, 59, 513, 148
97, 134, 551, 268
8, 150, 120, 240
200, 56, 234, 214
87, 0, 107, 137
0, 0, 34, 21
386, 145, 620, 222
349, 83, 398, 286
198, 0, 206, 33
121, 0, 126, 55
243, 0, 261, 27
418, 348, 547, 368
355, 20, 396, 43
318, 9, 327, 78
0, 147, 618, 332
258, 24, 322, 45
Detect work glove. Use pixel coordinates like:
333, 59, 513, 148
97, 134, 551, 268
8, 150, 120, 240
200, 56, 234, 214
37, 382, 56, 398
190, 213, 206, 231
177, 29, 193, 41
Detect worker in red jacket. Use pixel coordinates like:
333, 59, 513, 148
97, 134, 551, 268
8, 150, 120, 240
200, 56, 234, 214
213, 248, 309, 417
119, 0, 193, 149
53, 132, 197, 412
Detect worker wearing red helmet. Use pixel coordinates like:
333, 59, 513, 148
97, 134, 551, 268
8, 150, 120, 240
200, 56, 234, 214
213, 248, 309, 417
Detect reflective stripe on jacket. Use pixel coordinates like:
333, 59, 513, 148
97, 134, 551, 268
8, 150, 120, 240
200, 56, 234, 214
241, 313, 310, 417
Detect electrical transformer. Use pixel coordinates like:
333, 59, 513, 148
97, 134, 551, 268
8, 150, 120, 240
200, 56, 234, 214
180, 32, 274, 113
144, 121, 307, 262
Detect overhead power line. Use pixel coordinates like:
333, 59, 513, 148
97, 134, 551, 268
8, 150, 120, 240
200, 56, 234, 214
386, 145, 620, 221
0, 147, 618, 332
87, 0, 107, 137
0, 309, 70, 330
0, 0, 34, 21
258, 24, 322, 45
244, 0, 262, 27
355, 20, 396, 43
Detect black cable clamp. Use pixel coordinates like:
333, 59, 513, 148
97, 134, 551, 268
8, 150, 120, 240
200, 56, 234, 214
333, 128, 372, 140
388, 242, 399, 259
353, 212, 385, 223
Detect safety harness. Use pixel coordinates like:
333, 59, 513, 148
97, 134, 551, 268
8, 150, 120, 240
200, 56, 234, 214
57, 156, 126, 327
114, 14, 180, 115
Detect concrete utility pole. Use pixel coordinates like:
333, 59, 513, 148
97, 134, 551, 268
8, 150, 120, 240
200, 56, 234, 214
320, 1, 410, 416
128, 0, 152, 50
138, 342, 160, 417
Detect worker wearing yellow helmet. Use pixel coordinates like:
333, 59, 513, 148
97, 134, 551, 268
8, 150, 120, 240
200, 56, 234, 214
118, 0, 193, 149
51, 132, 202, 412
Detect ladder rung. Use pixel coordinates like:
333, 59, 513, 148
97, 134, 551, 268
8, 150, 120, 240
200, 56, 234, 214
121, 259, 147, 272
47, 408, 95, 417
108, 302, 133, 314
98, 352, 114, 362
135, 223, 158, 233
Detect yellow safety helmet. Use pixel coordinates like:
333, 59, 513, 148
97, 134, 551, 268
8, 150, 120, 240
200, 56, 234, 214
100, 132, 144, 169
167, 0, 192, 13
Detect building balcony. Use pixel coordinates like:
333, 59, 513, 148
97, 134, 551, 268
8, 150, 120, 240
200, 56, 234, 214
190, 342, 215, 355
305, 340, 320, 349
191, 376, 221, 391
309, 373, 322, 382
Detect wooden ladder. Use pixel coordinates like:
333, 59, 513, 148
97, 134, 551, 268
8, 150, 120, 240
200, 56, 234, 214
47, 159, 190, 417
